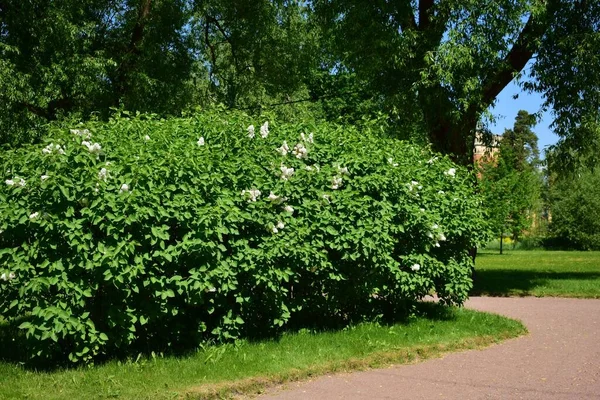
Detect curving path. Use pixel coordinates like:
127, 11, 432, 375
259, 297, 600, 400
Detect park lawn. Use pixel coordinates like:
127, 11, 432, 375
473, 250, 600, 298
0, 305, 525, 400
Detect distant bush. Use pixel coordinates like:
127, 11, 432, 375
548, 170, 600, 250
0, 109, 490, 364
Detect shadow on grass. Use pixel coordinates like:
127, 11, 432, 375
471, 269, 600, 296
0, 301, 456, 371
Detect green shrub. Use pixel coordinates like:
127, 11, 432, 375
0, 109, 490, 364
548, 169, 600, 250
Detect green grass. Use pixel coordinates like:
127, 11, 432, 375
0, 304, 525, 400
473, 249, 600, 298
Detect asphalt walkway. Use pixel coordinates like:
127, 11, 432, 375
259, 297, 600, 400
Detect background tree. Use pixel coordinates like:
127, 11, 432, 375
311, 0, 600, 165
0, 0, 195, 146
547, 168, 600, 250
480, 110, 542, 252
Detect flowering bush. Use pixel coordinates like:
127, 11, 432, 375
0, 110, 489, 364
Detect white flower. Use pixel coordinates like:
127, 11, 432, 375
144, 135, 150, 141
337, 166, 349, 175
411, 263, 420, 272
300, 132, 314, 144
284, 205, 294, 214
292, 143, 308, 159
434, 242, 440, 247
98, 168, 108, 181
268, 192, 286, 204
17, 178, 26, 187
42, 143, 65, 155
29, 212, 39, 220
280, 165, 295, 180
105, 161, 112, 166
260, 121, 269, 138
0, 272, 14, 281
276, 221, 285, 230
276, 141, 289, 156
120, 183, 129, 193
5, 179, 14, 186
432, 224, 439, 230
444, 168, 456, 177
427, 157, 438, 164
388, 157, 399, 167
408, 181, 419, 191
82, 141, 102, 154
247, 125, 255, 138
438, 190, 445, 194
420, 208, 425, 212
331, 176, 343, 190
71, 128, 91, 139
438, 233, 447, 241
197, 137, 205, 146
272, 226, 279, 234
241, 188, 261, 202
41, 175, 50, 181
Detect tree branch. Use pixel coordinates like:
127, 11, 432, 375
419, 0, 434, 30
204, 21, 217, 78
481, 13, 546, 108
396, 1, 417, 32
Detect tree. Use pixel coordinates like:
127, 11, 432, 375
311, 0, 600, 166
480, 110, 542, 251
0, 0, 195, 146
548, 168, 600, 249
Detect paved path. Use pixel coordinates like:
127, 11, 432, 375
259, 297, 600, 400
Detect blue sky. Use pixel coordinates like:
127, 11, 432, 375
487, 80, 559, 158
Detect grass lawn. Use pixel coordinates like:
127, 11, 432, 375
473, 249, 600, 298
0, 304, 525, 400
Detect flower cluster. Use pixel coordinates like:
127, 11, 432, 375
70, 128, 92, 139
98, 168, 108, 181
260, 121, 269, 138
120, 184, 130, 193
0, 272, 16, 281
197, 137, 205, 146
268, 192, 287, 204
444, 168, 456, 177
81, 141, 102, 155
247, 125, 255, 138
5, 177, 26, 187
331, 175, 343, 190
300, 132, 314, 144
42, 143, 66, 155
280, 164, 295, 180
410, 263, 421, 272
408, 180, 422, 191
272, 221, 285, 234
292, 143, 308, 159
276, 141, 289, 156
241, 188, 261, 202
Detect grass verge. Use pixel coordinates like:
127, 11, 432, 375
0, 304, 525, 400
474, 249, 600, 298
